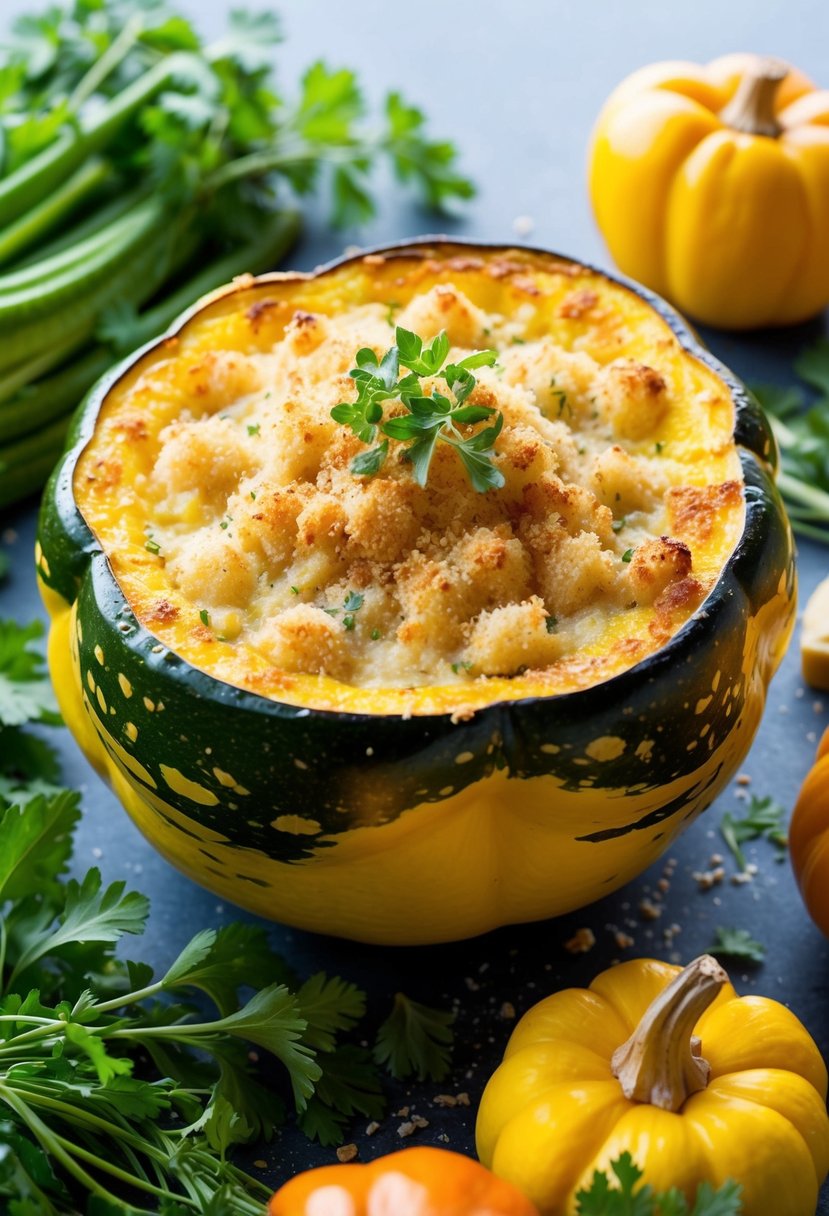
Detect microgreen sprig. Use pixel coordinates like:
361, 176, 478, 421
331, 326, 504, 492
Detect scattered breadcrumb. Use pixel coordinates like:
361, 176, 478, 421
692, 867, 725, 891
614, 930, 634, 949
565, 927, 596, 953
337, 1144, 358, 1163
366, 1121, 380, 1136
253, 1159, 268, 1170
639, 898, 662, 920
499, 1001, 516, 1019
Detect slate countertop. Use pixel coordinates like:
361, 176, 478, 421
2, 0, 829, 1208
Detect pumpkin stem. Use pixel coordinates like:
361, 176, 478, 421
610, 955, 728, 1112
719, 57, 788, 137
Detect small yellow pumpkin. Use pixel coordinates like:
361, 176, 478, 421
790, 727, 829, 936
588, 53, 829, 329
476, 954, 829, 1215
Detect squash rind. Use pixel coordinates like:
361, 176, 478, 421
37, 239, 796, 943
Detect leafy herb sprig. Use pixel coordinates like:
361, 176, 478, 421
0, 0, 475, 509
753, 338, 829, 543
709, 926, 766, 966
576, 1152, 742, 1215
720, 794, 787, 872
0, 613, 457, 1208
331, 327, 504, 491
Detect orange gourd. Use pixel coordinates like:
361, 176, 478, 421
268, 1147, 539, 1215
790, 727, 829, 934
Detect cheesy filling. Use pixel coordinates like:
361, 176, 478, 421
75, 252, 745, 716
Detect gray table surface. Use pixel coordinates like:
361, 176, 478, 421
2, 0, 829, 1210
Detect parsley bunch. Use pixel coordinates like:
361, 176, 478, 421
0, 0, 474, 508
332, 327, 504, 491
576, 1153, 742, 1215
753, 338, 829, 543
0, 614, 456, 1210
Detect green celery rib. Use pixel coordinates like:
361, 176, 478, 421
0, 52, 197, 229
0, 198, 166, 326
0, 206, 153, 296
0, 209, 301, 506
0, 331, 92, 407
121, 208, 302, 349
0, 348, 113, 445
0, 158, 112, 269
0, 417, 69, 509
10, 187, 148, 271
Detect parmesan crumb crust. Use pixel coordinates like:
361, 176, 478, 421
76, 253, 744, 713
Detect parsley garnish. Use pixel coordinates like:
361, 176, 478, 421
247, 423, 260, 436
545, 615, 558, 633
576, 1153, 742, 1214
324, 591, 365, 630
720, 794, 787, 871
611, 516, 627, 533
710, 926, 765, 965
0, 611, 462, 1205
654, 440, 665, 454
199, 608, 210, 627
621, 548, 634, 563
373, 992, 455, 1082
331, 327, 504, 491
370, 627, 382, 641
451, 660, 473, 674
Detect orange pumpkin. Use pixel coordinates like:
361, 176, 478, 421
268, 1146, 539, 1216
790, 727, 829, 935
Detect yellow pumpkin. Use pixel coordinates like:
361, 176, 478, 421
476, 955, 829, 1215
588, 53, 829, 329
790, 727, 829, 936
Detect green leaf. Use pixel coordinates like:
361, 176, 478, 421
0, 621, 60, 728
351, 440, 388, 477
691, 1180, 742, 1216
720, 794, 787, 871
373, 992, 454, 1082
0, 790, 80, 904
10, 868, 149, 979
296, 61, 363, 144
204, 985, 320, 1111
297, 1045, 384, 1146
405, 429, 441, 487
63, 1021, 133, 1085
710, 926, 765, 965
297, 972, 366, 1052
160, 924, 294, 1016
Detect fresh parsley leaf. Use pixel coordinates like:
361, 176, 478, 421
160, 923, 295, 1016
8, 868, 149, 985
720, 794, 787, 871
575, 1154, 742, 1215
0, 790, 80, 904
298, 1044, 385, 1146
710, 926, 765, 965
373, 992, 454, 1082
332, 327, 503, 491
0, 620, 60, 727
297, 972, 366, 1053
351, 439, 388, 476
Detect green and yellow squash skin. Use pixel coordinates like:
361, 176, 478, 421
37, 240, 795, 945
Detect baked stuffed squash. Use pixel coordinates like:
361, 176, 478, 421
37, 240, 795, 943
